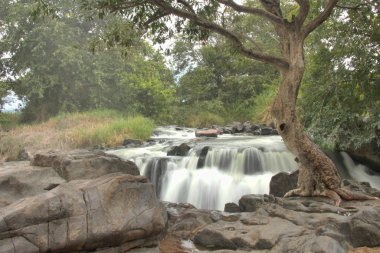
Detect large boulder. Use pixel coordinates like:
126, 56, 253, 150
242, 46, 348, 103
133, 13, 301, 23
269, 170, 299, 197
31, 150, 139, 181
0, 173, 167, 253
0, 161, 66, 208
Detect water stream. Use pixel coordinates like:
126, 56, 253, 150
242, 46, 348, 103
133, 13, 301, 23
108, 126, 380, 210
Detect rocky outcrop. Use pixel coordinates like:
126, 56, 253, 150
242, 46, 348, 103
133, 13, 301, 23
163, 195, 380, 253
31, 149, 139, 181
0, 173, 167, 253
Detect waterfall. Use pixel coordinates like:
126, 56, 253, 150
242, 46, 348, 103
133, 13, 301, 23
108, 126, 380, 210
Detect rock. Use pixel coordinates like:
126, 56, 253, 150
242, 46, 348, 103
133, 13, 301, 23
224, 202, 241, 213
31, 150, 139, 181
231, 122, 244, 133
145, 158, 169, 197
238, 194, 278, 212
197, 146, 210, 169
167, 143, 191, 156
342, 179, 380, 198
17, 148, 31, 161
195, 129, 218, 138
0, 161, 66, 208
123, 139, 143, 147
348, 140, 380, 172
269, 170, 299, 197
0, 173, 167, 252
188, 195, 380, 252
222, 127, 233, 134
260, 127, 273, 135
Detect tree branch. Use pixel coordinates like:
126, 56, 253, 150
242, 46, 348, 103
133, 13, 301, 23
302, 0, 338, 38
215, 0, 285, 25
146, 0, 289, 70
294, 0, 310, 26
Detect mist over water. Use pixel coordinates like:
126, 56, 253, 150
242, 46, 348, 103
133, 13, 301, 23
109, 126, 380, 210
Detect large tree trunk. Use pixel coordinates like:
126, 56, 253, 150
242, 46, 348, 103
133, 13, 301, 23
271, 32, 345, 203
271, 31, 378, 204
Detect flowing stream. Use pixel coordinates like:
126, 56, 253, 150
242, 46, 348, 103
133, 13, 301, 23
108, 126, 380, 210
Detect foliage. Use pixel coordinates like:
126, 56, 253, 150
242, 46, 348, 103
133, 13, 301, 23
0, 110, 155, 160
300, 0, 380, 150
173, 36, 278, 123
0, 112, 21, 131
1, 0, 176, 122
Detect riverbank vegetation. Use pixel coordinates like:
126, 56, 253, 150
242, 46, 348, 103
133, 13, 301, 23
1, 0, 378, 155
0, 110, 154, 161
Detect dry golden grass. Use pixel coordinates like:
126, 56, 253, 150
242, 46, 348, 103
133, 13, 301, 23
0, 110, 154, 161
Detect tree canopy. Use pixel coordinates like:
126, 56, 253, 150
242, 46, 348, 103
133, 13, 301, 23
0, 0, 176, 121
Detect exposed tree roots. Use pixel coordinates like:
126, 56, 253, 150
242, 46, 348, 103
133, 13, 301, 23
284, 186, 379, 206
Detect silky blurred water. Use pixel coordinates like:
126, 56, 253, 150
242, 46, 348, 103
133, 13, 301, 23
108, 126, 380, 210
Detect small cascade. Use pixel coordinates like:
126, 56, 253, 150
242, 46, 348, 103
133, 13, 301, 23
108, 126, 380, 210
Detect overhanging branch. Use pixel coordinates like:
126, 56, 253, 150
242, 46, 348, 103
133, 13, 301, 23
147, 0, 289, 70
294, 0, 310, 26
216, 0, 285, 25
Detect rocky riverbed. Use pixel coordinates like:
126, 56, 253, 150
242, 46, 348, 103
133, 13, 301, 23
0, 150, 379, 253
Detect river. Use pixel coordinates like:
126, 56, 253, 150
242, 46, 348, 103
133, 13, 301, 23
108, 126, 380, 210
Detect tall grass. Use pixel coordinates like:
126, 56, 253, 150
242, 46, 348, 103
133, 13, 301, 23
0, 110, 155, 161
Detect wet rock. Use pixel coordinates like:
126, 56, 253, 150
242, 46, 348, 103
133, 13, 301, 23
269, 170, 299, 197
224, 202, 241, 213
231, 122, 244, 133
123, 139, 143, 147
167, 143, 191, 156
145, 158, 169, 197
31, 150, 139, 181
197, 146, 210, 169
260, 127, 273, 135
0, 173, 167, 252
238, 194, 277, 212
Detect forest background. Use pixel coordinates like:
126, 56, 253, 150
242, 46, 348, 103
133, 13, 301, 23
0, 0, 379, 158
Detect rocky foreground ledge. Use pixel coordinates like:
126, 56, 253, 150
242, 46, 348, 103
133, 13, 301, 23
0, 150, 379, 253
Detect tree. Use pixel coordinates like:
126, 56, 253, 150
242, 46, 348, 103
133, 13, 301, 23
42, 0, 377, 203
1, 0, 176, 121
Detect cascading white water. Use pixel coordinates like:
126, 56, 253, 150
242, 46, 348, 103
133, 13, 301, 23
108, 126, 380, 210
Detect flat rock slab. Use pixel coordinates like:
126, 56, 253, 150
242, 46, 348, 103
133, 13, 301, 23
31, 149, 140, 181
164, 195, 380, 253
0, 173, 167, 253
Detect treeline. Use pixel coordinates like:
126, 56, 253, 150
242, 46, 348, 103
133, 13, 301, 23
1, 0, 379, 151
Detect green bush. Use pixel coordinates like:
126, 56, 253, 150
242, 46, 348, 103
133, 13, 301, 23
0, 113, 21, 131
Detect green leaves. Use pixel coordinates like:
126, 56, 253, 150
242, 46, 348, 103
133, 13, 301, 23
301, 0, 380, 149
